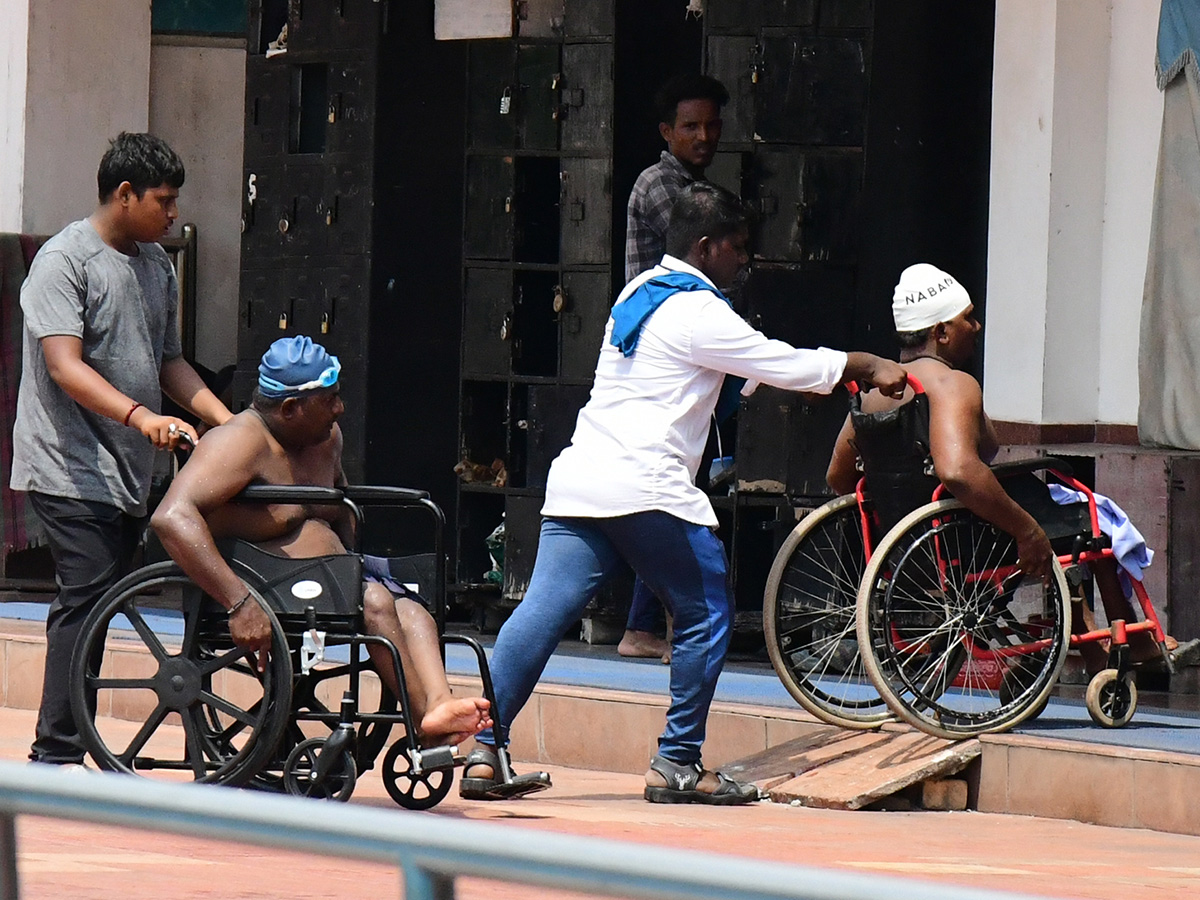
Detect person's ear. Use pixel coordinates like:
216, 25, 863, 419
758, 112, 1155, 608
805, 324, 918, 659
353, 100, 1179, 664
695, 235, 711, 259
934, 322, 950, 344
115, 182, 134, 207
659, 121, 674, 143
279, 396, 301, 419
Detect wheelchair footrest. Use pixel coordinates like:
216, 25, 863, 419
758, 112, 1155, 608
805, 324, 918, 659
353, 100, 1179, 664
410, 745, 456, 775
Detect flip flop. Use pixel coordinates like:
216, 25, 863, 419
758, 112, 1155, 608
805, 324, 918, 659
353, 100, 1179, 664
459, 746, 552, 801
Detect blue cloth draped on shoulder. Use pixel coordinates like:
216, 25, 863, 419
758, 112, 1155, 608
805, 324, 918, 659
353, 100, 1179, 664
610, 272, 746, 422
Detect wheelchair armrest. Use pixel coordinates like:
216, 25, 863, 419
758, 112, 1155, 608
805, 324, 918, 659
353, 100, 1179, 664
989, 457, 1075, 480
235, 485, 346, 505
343, 485, 430, 505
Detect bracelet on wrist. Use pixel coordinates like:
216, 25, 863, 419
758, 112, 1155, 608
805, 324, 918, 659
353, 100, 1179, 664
227, 592, 253, 616
123, 402, 143, 427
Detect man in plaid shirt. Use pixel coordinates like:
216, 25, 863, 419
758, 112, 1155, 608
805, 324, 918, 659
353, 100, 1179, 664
619, 74, 730, 662
624, 74, 730, 283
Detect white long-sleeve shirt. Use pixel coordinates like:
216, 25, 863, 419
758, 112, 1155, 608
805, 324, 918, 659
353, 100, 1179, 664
542, 256, 849, 526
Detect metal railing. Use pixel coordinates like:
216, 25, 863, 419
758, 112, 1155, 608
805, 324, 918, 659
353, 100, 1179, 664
0, 760, 1045, 900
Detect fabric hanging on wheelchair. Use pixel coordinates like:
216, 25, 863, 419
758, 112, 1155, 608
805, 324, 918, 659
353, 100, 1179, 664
363, 553, 429, 603
1047, 484, 1153, 594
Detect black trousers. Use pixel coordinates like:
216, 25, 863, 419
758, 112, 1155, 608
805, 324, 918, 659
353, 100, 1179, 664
27, 492, 144, 764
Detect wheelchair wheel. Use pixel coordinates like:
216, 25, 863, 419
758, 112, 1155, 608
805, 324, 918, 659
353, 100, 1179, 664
763, 495, 892, 729
1085, 669, 1137, 728
283, 736, 357, 801
70, 562, 293, 785
381, 735, 453, 810
856, 500, 1070, 740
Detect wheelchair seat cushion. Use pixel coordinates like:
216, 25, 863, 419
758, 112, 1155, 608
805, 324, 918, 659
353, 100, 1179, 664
219, 539, 363, 617
998, 471, 1093, 550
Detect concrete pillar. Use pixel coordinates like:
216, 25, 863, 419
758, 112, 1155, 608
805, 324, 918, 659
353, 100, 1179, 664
2, 0, 151, 235
985, 0, 1161, 429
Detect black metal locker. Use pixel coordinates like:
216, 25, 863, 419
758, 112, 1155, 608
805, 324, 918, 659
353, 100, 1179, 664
325, 160, 373, 256
750, 148, 862, 263
736, 385, 850, 499
559, 157, 611, 266
517, 0, 565, 38
756, 35, 867, 145
468, 42, 519, 151
318, 264, 368, 348
513, 157, 561, 263
241, 266, 322, 360
742, 264, 856, 350
559, 271, 610, 380
819, 0, 873, 28
704, 36, 757, 146
462, 268, 514, 378
560, 43, 613, 154
560, 0, 613, 37
502, 494, 545, 599
524, 384, 590, 488
244, 57, 291, 161
517, 44, 561, 151
511, 271, 560, 377
325, 60, 376, 155
463, 156, 515, 260
286, 0, 380, 52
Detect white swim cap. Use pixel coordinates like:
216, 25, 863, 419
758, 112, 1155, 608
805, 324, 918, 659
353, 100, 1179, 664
892, 263, 971, 333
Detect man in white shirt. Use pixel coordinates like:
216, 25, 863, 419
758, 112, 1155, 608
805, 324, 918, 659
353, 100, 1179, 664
461, 183, 908, 805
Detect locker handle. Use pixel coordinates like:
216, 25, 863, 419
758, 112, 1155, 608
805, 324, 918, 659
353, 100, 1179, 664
565, 88, 585, 107
757, 196, 777, 216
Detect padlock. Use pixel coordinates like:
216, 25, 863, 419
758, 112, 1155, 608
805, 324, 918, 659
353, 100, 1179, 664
321, 312, 330, 334
278, 311, 289, 329
278, 217, 290, 234
552, 285, 567, 313
499, 86, 512, 116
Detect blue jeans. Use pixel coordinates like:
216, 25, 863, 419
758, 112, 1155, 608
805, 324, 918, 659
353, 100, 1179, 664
479, 512, 733, 765
626, 577, 667, 634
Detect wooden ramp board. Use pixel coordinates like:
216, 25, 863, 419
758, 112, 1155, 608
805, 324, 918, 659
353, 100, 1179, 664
719, 727, 981, 811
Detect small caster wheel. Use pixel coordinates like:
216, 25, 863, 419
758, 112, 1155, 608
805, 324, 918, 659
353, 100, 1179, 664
1085, 668, 1137, 728
381, 740, 453, 810
283, 737, 357, 801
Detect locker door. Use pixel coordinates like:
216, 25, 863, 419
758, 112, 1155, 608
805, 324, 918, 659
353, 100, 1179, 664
742, 264, 856, 350
325, 160, 372, 256
560, 43, 613, 154
512, 271, 559, 377
517, 0, 565, 38
525, 383, 590, 488
756, 35, 867, 145
277, 162, 327, 257
325, 59, 376, 155
285, 0, 329, 52
819, 0, 873, 28
241, 162, 287, 260
560, 0, 613, 37
468, 42, 518, 151
751, 149, 862, 263
703, 0, 763, 32
319, 264, 369, 354
464, 156, 515, 260
758, 0, 817, 26
517, 43, 561, 151
559, 271, 610, 380
736, 386, 848, 498
503, 494, 544, 599
244, 57, 290, 162
560, 157, 611, 266
242, 267, 321, 358
705, 36, 757, 146
326, 0, 382, 49
462, 268, 513, 378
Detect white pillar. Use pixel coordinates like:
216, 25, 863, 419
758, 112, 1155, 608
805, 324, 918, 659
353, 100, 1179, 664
985, 0, 1161, 429
0, 1, 30, 232
18, 0, 151, 234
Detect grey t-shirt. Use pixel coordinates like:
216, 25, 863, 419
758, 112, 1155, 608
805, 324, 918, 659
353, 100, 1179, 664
10, 219, 181, 515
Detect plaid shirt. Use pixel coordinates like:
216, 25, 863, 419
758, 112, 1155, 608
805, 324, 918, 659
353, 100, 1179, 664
624, 151, 698, 283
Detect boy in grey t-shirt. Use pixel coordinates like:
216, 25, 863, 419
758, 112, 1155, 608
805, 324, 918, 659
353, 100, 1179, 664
11, 132, 234, 766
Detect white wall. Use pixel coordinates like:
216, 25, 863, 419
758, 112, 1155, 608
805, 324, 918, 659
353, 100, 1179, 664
21, 0, 150, 234
149, 37, 246, 370
0, 0, 29, 232
985, 0, 1163, 428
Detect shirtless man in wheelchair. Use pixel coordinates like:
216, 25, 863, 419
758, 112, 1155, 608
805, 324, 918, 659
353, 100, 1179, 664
151, 335, 492, 746
827, 263, 1197, 674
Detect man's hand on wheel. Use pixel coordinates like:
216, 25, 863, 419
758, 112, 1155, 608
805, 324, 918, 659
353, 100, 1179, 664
229, 596, 272, 673
1015, 525, 1054, 583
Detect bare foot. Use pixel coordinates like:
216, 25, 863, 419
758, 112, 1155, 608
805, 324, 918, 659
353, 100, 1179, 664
618, 629, 669, 660
420, 697, 492, 747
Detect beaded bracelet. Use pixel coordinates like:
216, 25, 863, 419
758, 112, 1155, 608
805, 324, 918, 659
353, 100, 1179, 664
227, 592, 253, 616
123, 402, 142, 427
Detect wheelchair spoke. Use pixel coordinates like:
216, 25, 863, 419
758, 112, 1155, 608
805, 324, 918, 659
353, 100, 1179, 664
118, 703, 170, 765
180, 709, 213, 780
122, 602, 170, 662
91, 677, 157, 691
199, 690, 257, 728
198, 645, 255, 677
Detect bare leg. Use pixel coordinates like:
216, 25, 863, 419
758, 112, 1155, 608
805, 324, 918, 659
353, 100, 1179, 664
361, 584, 490, 745
1091, 557, 1176, 659
260, 520, 491, 745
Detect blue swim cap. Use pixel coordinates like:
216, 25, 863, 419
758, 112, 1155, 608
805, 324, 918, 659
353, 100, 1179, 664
258, 336, 340, 398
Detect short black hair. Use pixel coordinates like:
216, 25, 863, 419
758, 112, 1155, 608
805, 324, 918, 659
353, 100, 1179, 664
664, 182, 750, 259
654, 74, 729, 126
97, 132, 185, 201
896, 327, 935, 349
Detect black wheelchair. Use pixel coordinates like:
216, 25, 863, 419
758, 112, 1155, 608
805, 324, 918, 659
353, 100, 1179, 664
67, 483, 529, 809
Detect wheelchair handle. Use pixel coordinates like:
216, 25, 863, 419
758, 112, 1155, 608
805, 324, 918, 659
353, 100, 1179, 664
343, 485, 430, 505
989, 456, 1075, 479
845, 372, 925, 397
